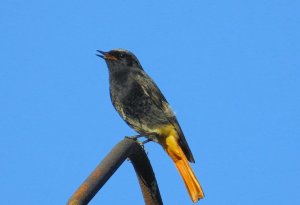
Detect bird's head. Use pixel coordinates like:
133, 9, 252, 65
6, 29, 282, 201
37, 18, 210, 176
96, 49, 142, 71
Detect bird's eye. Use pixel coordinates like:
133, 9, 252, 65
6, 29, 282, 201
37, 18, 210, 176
119, 53, 125, 58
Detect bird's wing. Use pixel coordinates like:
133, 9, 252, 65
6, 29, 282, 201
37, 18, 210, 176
135, 71, 195, 163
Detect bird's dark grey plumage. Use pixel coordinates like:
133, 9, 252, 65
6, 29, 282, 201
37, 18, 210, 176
97, 49, 195, 162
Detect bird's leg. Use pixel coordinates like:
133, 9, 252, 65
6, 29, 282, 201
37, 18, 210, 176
125, 134, 144, 140
142, 138, 152, 144
125, 135, 152, 150
125, 135, 149, 162
138, 138, 153, 151
125, 135, 152, 149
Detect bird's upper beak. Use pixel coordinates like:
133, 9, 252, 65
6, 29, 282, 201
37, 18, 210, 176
96, 50, 118, 61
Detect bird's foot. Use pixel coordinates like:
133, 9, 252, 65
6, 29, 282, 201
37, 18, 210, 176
124, 135, 152, 150
137, 138, 153, 151
125, 134, 144, 140
141, 138, 152, 145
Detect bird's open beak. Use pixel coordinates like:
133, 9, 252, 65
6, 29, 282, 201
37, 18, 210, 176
96, 50, 118, 61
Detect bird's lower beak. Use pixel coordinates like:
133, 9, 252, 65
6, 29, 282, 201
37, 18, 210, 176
96, 50, 118, 61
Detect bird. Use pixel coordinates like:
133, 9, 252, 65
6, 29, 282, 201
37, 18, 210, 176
97, 48, 204, 203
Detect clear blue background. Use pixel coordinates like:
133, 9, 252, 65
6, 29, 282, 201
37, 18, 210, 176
1, 1, 299, 204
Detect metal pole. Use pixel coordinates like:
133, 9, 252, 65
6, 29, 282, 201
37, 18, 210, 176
67, 138, 163, 205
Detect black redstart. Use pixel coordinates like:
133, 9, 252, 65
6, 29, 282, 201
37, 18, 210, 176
97, 49, 204, 202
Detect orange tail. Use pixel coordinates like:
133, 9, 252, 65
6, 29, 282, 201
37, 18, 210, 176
163, 135, 204, 203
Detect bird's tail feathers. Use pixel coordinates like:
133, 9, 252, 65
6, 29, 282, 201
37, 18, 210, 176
163, 135, 204, 203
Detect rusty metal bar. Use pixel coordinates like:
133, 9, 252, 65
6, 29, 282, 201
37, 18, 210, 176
67, 138, 163, 205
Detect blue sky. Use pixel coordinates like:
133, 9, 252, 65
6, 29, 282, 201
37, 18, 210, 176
0, 0, 299, 204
